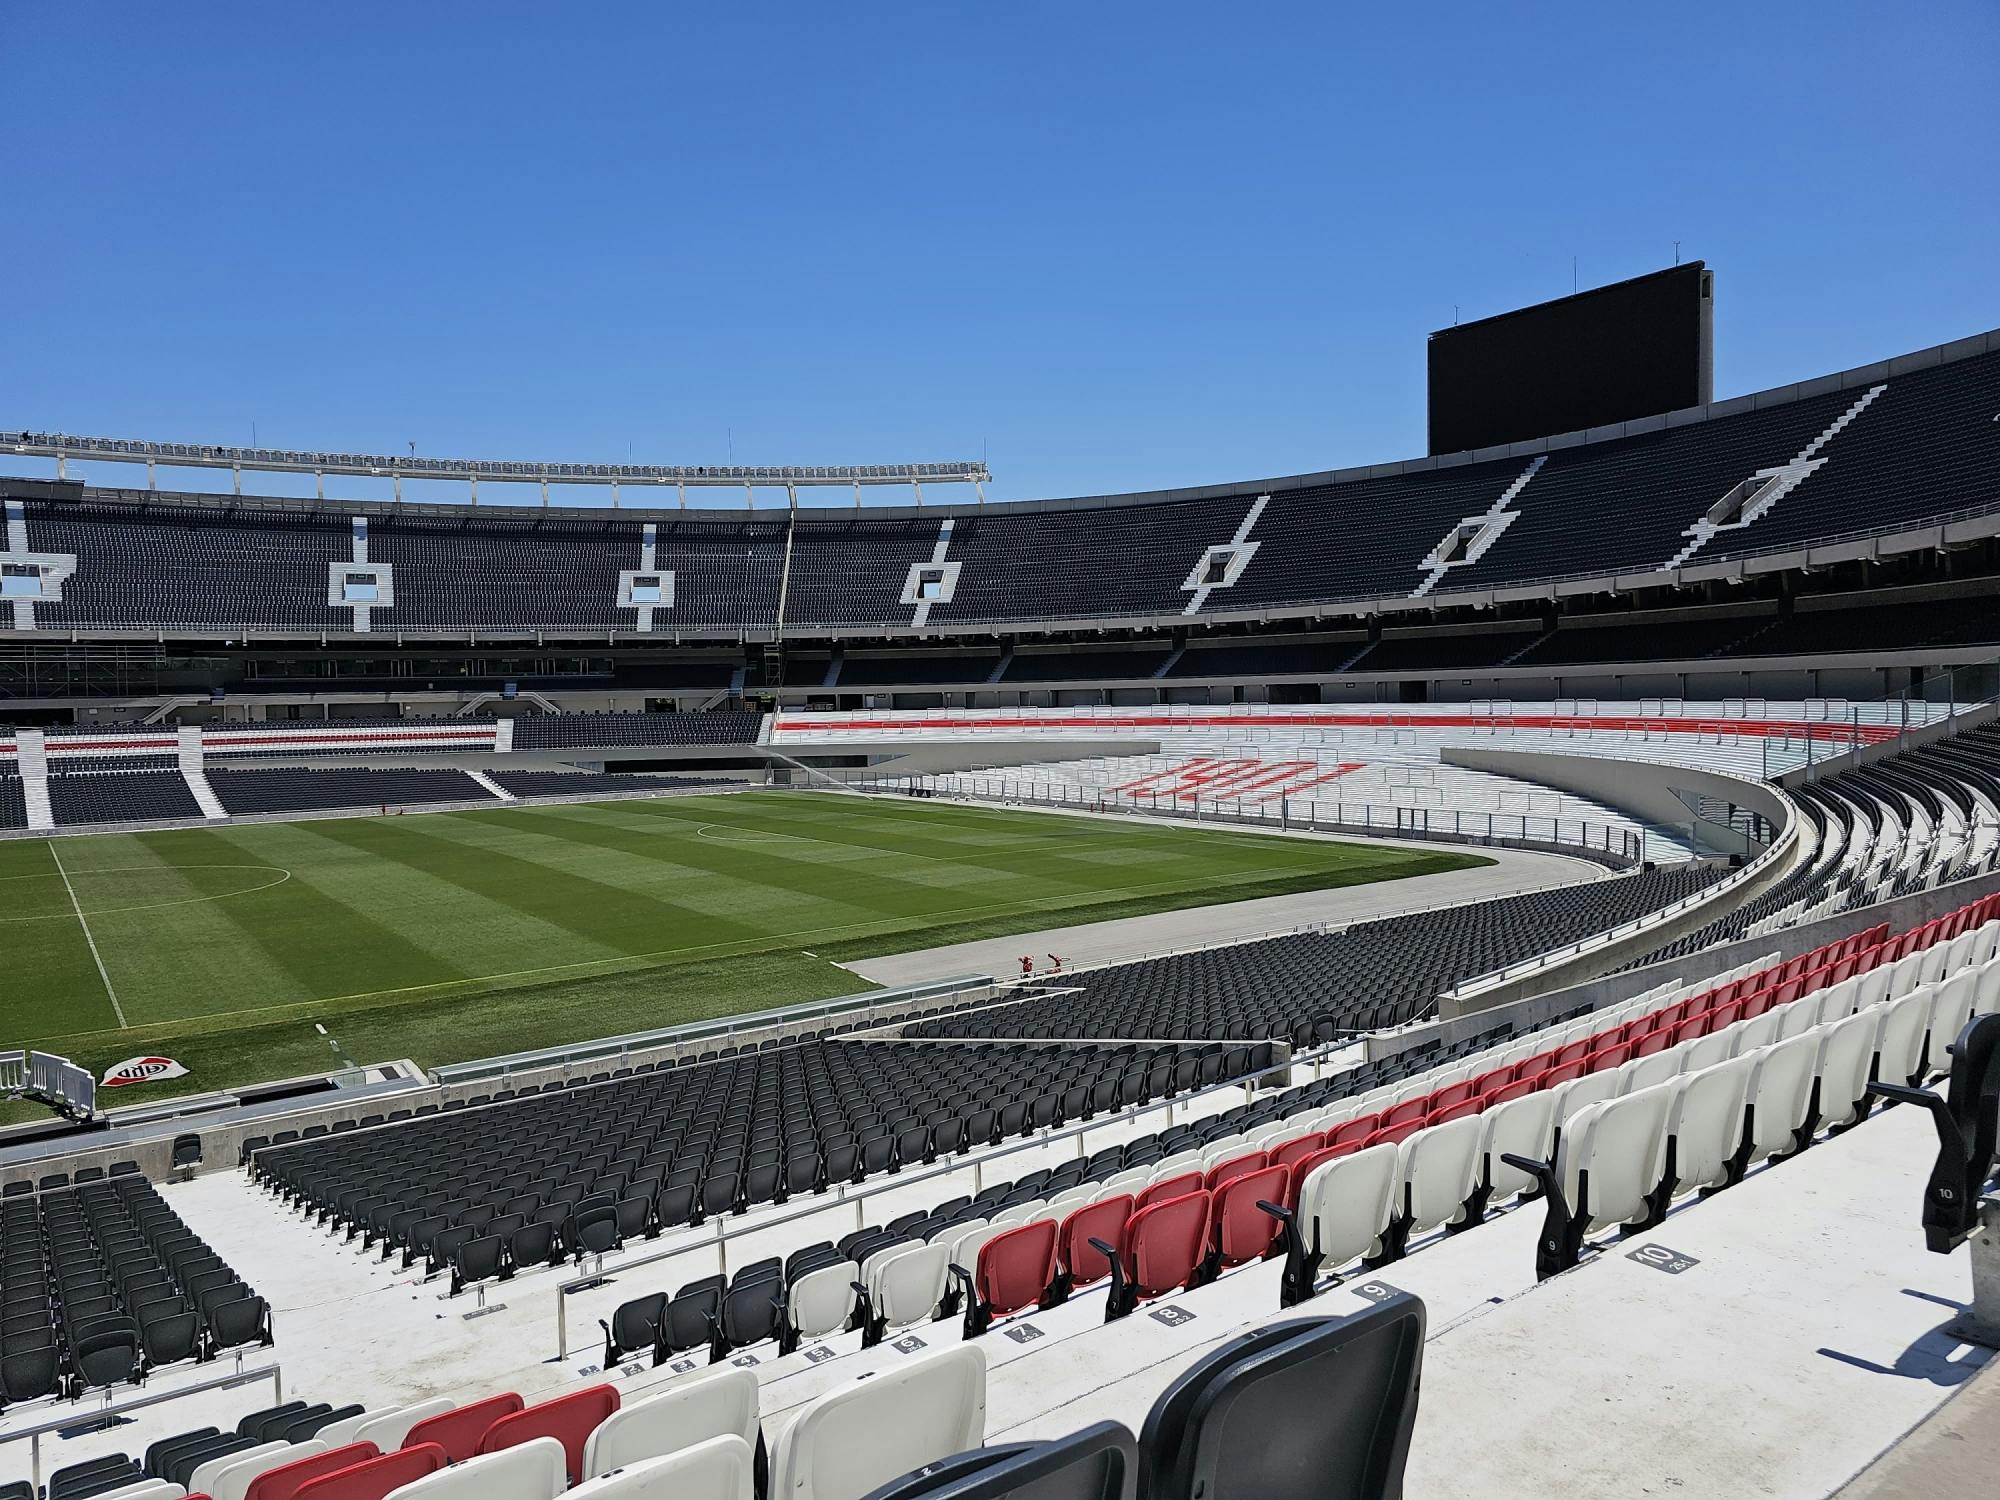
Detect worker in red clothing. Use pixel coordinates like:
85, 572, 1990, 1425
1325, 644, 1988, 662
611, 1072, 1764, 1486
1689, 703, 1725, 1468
1020, 955, 1035, 978
1048, 954, 1065, 973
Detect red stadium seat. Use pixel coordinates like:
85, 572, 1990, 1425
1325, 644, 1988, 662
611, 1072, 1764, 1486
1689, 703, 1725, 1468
1429, 1080, 1479, 1113
1136, 1172, 1205, 1211
1204, 1151, 1268, 1192
1325, 1114, 1381, 1151
1380, 1098, 1430, 1130
1209, 1165, 1289, 1269
477, 1383, 621, 1485
1484, 1076, 1541, 1107
1097, 1190, 1211, 1318
246, 1444, 382, 1500
965, 1219, 1060, 1334
1551, 1039, 1593, 1069
293, 1446, 447, 1500
1424, 1098, 1483, 1126
1362, 1120, 1423, 1150
1056, 1194, 1133, 1292
1584, 1043, 1629, 1072
1282, 1143, 1355, 1210
1630, 1026, 1671, 1058
1541, 1060, 1586, 1087
1268, 1133, 1326, 1172
403, 1394, 525, 1463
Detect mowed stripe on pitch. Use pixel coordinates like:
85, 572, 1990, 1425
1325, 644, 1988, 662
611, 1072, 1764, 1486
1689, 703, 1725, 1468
0, 842, 125, 1037
72, 825, 477, 1029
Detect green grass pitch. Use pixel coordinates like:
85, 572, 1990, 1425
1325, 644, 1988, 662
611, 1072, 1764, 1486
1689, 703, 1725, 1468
0, 790, 1484, 1105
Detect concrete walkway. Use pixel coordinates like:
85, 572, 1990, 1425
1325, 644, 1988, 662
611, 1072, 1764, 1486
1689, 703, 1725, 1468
844, 840, 1603, 986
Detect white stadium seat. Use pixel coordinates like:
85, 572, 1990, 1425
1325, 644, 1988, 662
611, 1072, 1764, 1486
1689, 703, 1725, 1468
1736, 1034, 1821, 1172
571, 1436, 756, 1500
354, 1398, 457, 1451
584, 1365, 759, 1480
1655, 1056, 1753, 1204
212, 1442, 327, 1500
1873, 988, 1934, 1089
787, 1260, 860, 1344
379, 1435, 567, 1500
1296, 1141, 1399, 1276
1477, 1089, 1559, 1210
1923, 969, 1979, 1076
1811, 1007, 1885, 1133
769, 1344, 986, 1500
1395, 1113, 1484, 1240
190, 1442, 291, 1498
871, 1241, 952, 1333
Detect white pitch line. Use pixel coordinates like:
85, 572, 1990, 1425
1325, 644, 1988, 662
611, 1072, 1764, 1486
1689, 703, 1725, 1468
50, 844, 128, 1028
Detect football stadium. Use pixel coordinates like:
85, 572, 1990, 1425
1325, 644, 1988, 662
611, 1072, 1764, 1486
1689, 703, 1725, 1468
3, 8, 1998, 1500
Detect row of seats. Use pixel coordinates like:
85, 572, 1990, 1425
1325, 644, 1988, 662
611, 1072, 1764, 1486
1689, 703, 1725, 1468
592, 1017, 1553, 1367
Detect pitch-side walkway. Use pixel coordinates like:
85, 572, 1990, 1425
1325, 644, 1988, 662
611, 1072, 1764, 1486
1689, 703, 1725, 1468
845, 836, 1605, 986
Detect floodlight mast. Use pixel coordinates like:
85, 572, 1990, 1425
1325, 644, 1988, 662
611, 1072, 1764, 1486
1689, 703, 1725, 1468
10, 432, 991, 510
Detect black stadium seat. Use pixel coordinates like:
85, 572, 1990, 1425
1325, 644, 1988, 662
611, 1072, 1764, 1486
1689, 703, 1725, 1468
860, 1424, 1136, 1500
1138, 1299, 1427, 1500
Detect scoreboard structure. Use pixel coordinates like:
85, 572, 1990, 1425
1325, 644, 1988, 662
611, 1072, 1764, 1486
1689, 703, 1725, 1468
1427, 263, 1714, 456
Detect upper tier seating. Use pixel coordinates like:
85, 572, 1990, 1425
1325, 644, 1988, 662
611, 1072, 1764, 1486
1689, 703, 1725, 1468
907, 865, 1719, 1044
13, 340, 1994, 634
509, 712, 760, 750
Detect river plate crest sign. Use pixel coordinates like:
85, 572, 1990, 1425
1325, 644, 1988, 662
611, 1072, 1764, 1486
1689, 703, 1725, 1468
101, 1056, 189, 1088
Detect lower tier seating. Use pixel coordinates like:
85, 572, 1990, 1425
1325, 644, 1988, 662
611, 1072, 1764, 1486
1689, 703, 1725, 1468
47, 770, 202, 827
205, 769, 497, 817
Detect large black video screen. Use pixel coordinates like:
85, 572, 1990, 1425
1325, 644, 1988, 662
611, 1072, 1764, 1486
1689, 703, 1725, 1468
1428, 263, 1711, 455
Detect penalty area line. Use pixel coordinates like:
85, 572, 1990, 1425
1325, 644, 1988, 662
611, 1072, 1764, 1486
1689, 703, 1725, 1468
50, 844, 129, 1029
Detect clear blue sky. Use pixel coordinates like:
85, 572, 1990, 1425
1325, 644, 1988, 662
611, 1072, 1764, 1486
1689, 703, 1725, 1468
4, 2, 1996, 507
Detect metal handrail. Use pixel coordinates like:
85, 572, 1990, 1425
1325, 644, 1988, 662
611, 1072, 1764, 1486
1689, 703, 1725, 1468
0, 1363, 282, 1491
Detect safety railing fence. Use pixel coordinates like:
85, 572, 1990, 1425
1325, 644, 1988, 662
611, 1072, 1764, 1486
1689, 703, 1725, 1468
800, 769, 1678, 865
1778, 656, 2000, 781
0, 1050, 26, 1094
0, 1363, 283, 1491
550, 1035, 1369, 1360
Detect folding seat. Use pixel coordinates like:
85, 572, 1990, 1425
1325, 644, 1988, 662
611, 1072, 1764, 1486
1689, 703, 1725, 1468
450, 1235, 505, 1297
403, 1394, 526, 1465
1872, 988, 1935, 1091
1134, 1172, 1204, 1211
1202, 1152, 1267, 1192
1140, 1298, 1423, 1500
783, 1260, 859, 1351
1323, 1114, 1380, 1151
1267, 1144, 1398, 1304
865, 1242, 952, 1344
1051, 1195, 1133, 1299
957, 1220, 1060, 1336
2, 1339, 60, 1404
204, 1295, 272, 1356
166, 1435, 260, 1488
1648, 1056, 1753, 1214
1360, 1120, 1423, 1151
206, 1442, 331, 1500
506, 1219, 561, 1271
1617, 1046, 1684, 1097
1776, 990, 1828, 1039
600, 1291, 666, 1370
477, 1386, 619, 1487
1467, 1087, 1558, 1222
1207, 1165, 1288, 1272
1382, 1113, 1484, 1255
1730, 1035, 1822, 1177
290, 1445, 447, 1500
1975, 958, 2000, 1018
769, 1344, 986, 1500
1923, 970, 1981, 1079
70, 1325, 144, 1393
720, 1273, 787, 1354
1504, 1082, 1675, 1280
1092, 1191, 1211, 1321
1267, 1133, 1326, 1174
